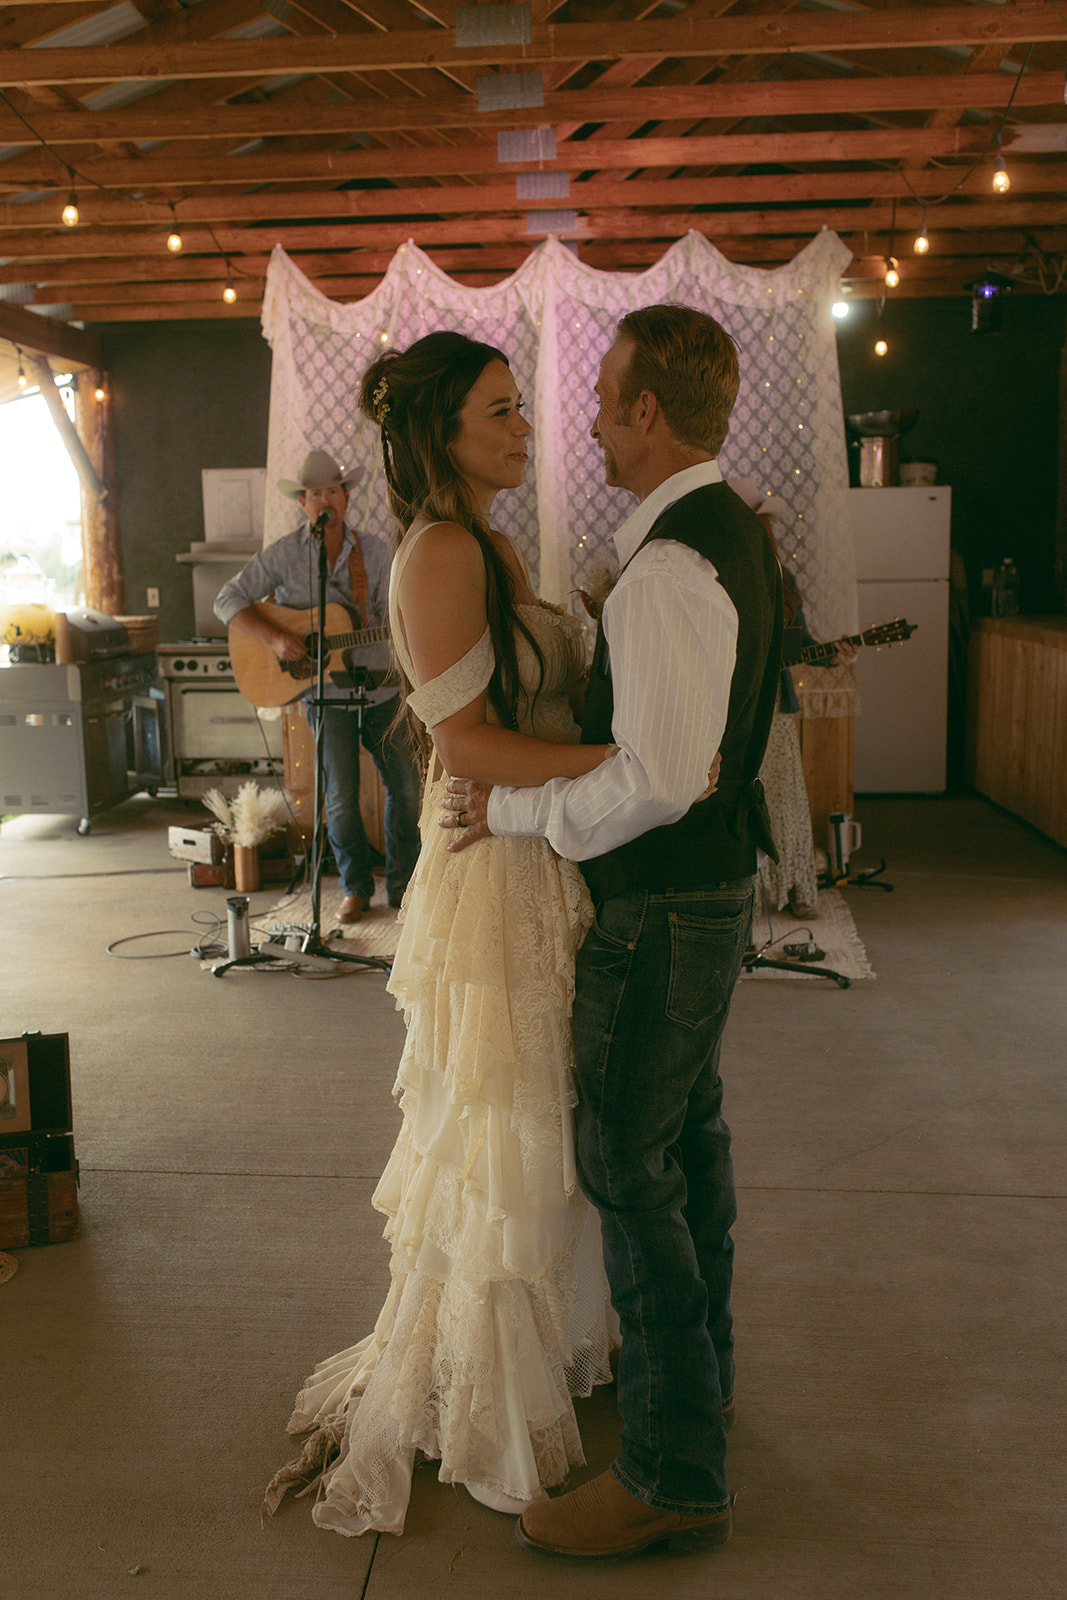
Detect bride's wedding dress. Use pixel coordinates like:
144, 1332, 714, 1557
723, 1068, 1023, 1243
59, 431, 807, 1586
264, 521, 617, 1535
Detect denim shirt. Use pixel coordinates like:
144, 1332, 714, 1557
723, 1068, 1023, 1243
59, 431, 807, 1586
213, 521, 395, 704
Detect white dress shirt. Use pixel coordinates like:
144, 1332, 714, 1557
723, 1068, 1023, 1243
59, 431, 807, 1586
487, 460, 738, 861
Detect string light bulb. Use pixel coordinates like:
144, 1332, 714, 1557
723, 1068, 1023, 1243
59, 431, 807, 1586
223, 274, 236, 304
874, 338, 888, 358
94, 384, 106, 402
61, 189, 79, 227
992, 150, 1010, 194
166, 204, 183, 253
884, 256, 900, 289
16, 349, 27, 389
913, 223, 929, 255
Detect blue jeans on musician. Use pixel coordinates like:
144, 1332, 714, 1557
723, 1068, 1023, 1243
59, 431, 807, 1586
307, 695, 420, 906
572, 876, 754, 1514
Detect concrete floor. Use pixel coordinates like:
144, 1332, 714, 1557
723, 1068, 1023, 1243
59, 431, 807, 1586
2, 790, 1065, 1600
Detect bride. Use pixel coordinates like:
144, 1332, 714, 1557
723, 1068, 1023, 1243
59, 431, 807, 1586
264, 331, 620, 1534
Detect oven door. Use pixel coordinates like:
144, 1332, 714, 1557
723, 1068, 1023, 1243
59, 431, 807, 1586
166, 682, 285, 799
168, 683, 283, 762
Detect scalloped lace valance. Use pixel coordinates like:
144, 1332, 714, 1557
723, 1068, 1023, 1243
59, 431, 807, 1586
261, 231, 857, 642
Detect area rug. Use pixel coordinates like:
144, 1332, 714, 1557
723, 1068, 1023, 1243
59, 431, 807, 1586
742, 887, 875, 983
257, 882, 872, 983
257, 877, 401, 965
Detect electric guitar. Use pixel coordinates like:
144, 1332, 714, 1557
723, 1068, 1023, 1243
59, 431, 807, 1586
784, 617, 918, 669
229, 602, 391, 707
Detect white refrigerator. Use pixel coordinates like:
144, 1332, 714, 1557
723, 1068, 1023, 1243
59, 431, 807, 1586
847, 486, 951, 793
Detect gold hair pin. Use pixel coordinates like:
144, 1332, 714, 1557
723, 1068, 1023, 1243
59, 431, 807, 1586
372, 376, 391, 424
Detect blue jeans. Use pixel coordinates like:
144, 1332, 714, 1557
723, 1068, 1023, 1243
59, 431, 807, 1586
571, 877, 754, 1514
306, 696, 420, 905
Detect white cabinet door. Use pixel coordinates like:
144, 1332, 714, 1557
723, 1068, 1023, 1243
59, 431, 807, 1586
853, 580, 949, 793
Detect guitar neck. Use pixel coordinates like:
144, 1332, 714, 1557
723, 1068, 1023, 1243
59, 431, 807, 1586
800, 632, 863, 667
324, 626, 389, 652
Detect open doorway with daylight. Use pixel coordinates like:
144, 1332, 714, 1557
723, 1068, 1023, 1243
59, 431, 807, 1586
1, 355, 84, 657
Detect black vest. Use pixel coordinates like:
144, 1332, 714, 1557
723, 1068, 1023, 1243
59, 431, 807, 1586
580, 480, 783, 903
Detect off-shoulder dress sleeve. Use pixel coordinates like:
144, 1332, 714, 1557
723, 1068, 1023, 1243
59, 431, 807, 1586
405, 628, 494, 729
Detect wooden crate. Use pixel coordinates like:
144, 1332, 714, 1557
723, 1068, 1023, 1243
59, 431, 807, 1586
0, 1034, 79, 1249
0, 1168, 79, 1248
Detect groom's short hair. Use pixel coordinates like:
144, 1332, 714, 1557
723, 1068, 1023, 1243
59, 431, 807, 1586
616, 304, 740, 457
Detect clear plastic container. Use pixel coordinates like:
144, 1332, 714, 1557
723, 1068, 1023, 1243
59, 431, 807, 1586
992, 559, 1020, 617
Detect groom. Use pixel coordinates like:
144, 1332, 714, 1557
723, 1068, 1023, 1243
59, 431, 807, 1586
445, 303, 782, 1560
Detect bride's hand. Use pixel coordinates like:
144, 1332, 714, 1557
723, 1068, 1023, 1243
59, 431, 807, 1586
696, 750, 722, 802
441, 777, 492, 852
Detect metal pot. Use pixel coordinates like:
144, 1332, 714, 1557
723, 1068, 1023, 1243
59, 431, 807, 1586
846, 411, 918, 486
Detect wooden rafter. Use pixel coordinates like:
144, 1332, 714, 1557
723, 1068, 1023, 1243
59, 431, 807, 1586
0, 0, 1060, 319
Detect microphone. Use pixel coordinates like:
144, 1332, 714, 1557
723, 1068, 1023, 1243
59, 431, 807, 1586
311, 509, 330, 536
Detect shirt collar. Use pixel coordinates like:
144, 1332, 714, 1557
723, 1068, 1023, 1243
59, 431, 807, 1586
298, 519, 356, 548
613, 459, 723, 567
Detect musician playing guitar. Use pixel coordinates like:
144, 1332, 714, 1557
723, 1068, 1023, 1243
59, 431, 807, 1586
729, 477, 863, 921
213, 450, 420, 923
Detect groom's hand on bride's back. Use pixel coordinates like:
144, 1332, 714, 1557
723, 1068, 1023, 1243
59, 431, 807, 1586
441, 777, 492, 852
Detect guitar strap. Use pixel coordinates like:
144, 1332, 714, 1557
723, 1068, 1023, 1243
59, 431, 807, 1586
347, 539, 369, 625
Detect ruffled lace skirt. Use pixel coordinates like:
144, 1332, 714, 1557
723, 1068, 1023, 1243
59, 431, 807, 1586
265, 770, 617, 1535
757, 711, 819, 914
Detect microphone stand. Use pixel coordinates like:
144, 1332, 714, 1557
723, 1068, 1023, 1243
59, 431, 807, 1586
267, 509, 390, 974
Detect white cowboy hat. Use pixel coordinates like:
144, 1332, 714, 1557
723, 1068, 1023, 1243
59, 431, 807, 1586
728, 475, 789, 520
277, 450, 364, 499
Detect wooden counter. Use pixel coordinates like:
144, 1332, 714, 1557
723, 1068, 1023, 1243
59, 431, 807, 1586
966, 616, 1067, 848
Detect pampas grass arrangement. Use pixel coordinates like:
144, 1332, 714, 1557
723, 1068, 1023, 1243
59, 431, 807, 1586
203, 782, 289, 847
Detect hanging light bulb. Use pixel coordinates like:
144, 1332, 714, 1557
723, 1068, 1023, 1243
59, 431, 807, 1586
166, 204, 183, 253
884, 256, 900, 289
17, 348, 27, 389
94, 384, 106, 402
874, 338, 888, 358
992, 151, 1010, 194
223, 274, 236, 304
61, 166, 79, 226
913, 223, 929, 255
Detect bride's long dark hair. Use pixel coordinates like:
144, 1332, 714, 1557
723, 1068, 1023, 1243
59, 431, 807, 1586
359, 330, 543, 741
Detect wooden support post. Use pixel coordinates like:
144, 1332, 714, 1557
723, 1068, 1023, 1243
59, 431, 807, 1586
75, 368, 123, 617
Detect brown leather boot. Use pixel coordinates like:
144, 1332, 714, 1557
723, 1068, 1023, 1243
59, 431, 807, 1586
516, 1468, 732, 1559
337, 894, 366, 923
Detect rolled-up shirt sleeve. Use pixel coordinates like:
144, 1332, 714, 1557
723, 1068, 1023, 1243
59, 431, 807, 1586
487, 542, 737, 861
213, 547, 288, 627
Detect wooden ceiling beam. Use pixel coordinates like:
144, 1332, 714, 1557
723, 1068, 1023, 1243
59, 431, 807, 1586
3, 195, 1064, 263
0, 70, 1061, 146
9, 225, 1062, 293
6, 161, 1062, 231
2, 123, 1055, 192
0, 299, 102, 364
1, 6, 1062, 86
10, 123, 1049, 190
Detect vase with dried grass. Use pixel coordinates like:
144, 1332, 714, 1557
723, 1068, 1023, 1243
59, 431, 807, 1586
202, 783, 290, 894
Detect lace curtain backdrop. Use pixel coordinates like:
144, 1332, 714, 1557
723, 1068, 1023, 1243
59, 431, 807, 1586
261, 229, 856, 644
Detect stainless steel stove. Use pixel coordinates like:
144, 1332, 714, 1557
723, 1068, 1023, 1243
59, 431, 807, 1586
157, 640, 283, 799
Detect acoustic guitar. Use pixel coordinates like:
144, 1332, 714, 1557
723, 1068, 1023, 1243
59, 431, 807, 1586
784, 617, 917, 669
229, 602, 391, 707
